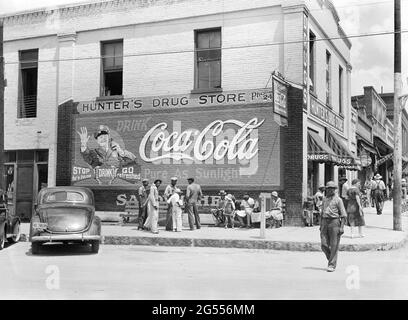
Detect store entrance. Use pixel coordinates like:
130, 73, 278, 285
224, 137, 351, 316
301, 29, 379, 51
16, 163, 34, 220
4, 150, 48, 221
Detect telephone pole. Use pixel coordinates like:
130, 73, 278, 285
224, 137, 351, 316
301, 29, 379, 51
393, 0, 402, 231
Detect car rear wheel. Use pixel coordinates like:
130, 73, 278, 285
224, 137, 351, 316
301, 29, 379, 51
9, 221, 21, 243
0, 229, 5, 250
31, 242, 41, 255
91, 240, 100, 253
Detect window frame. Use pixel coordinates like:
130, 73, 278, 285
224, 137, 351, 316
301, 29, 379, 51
192, 27, 222, 93
18, 48, 39, 118
100, 39, 124, 98
309, 31, 316, 93
325, 50, 332, 108
339, 65, 343, 115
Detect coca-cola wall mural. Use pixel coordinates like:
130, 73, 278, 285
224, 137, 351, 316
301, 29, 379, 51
72, 89, 284, 189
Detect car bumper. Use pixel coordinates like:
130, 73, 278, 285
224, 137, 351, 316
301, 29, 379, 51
31, 233, 101, 243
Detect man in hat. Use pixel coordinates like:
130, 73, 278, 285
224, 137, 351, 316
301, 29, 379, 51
320, 181, 347, 272
339, 176, 349, 208
145, 179, 162, 234
372, 173, 386, 215
137, 179, 150, 230
77, 125, 137, 168
164, 177, 178, 231
185, 177, 203, 230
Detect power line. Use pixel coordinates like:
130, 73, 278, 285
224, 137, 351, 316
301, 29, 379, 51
4, 28, 408, 65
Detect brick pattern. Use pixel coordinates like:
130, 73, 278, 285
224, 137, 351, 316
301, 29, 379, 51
284, 86, 304, 226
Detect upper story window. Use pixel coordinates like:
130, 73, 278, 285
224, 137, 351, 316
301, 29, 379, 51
309, 31, 316, 92
339, 66, 343, 114
101, 40, 123, 97
194, 28, 221, 91
325, 50, 331, 107
18, 49, 38, 118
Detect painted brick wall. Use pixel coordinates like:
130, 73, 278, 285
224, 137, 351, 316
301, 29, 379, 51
284, 86, 304, 226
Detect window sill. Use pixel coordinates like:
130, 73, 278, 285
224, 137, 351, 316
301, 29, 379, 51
96, 95, 124, 101
191, 88, 223, 94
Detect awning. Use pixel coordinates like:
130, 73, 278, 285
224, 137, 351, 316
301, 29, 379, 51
307, 130, 338, 163
326, 128, 361, 170
357, 138, 377, 155
376, 153, 393, 167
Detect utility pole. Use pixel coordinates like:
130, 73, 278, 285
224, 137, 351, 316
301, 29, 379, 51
0, 20, 4, 191
393, 0, 402, 231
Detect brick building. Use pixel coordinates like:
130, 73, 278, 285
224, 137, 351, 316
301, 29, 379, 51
1, 0, 354, 225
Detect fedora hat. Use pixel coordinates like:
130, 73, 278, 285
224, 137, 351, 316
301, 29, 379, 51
339, 176, 348, 181
154, 179, 162, 184
271, 191, 278, 197
325, 181, 337, 189
374, 173, 382, 179
218, 190, 227, 196
170, 177, 178, 181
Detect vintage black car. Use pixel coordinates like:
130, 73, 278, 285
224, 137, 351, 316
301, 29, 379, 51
0, 200, 21, 250
30, 186, 101, 254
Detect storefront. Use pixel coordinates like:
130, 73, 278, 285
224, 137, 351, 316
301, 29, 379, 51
3, 150, 49, 220
57, 87, 289, 212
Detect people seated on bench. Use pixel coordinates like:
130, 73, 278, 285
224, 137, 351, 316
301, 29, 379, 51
223, 194, 236, 229
236, 194, 255, 228
266, 191, 283, 228
211, 190, 227, 226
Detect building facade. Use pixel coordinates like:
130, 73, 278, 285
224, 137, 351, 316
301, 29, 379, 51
1, 0, 354, 225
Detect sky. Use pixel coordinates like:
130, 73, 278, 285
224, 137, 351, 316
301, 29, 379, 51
0, 0, 407, 96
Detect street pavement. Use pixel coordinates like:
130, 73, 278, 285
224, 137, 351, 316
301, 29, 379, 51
1, 240, 408, 300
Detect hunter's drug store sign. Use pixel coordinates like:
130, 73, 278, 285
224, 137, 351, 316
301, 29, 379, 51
72, 89, 284, 188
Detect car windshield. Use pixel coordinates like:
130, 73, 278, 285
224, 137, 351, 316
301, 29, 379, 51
43, 191, 84, 203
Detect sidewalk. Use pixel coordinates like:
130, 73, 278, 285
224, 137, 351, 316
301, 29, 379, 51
20, 201, 408, 251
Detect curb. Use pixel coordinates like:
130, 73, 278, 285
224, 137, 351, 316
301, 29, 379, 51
18, 232, 408, 252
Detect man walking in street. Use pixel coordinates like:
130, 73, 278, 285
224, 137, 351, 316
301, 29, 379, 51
164, 177, 178, 231
372, 173, 386, 215
185, 177, 202, 230
320, 181, 347, 272
137, 179, 150, 230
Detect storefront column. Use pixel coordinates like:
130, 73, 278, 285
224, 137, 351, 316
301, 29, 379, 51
319, 163, 325, 187
49, 33, 76, 187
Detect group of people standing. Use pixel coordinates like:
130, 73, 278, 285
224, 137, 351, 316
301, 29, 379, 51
136, 177, 202, 234
317, 173, 389, 272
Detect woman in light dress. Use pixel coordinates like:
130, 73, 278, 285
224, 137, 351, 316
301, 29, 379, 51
167, 188, 184, 232
144, 179, 162, 234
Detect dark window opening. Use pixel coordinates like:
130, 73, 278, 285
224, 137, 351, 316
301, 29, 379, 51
339, 66, 343, 114
309, 32, 316, 92
195, 28, 221, 90
101, 40, 123, 96
18, 49, 38, 118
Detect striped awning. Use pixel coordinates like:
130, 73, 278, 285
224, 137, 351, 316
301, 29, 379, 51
326, 129, 361, 170
307, 130, 338, 163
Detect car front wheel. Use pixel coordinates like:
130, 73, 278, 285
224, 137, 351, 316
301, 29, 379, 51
91, 240, 100, 254
31, 242, 41, 255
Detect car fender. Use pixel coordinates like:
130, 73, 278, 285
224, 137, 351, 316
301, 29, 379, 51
88, 215, 101, 236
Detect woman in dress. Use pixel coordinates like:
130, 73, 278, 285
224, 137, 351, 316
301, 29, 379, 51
144, 179, 162, 234
346, 179, 365, 238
